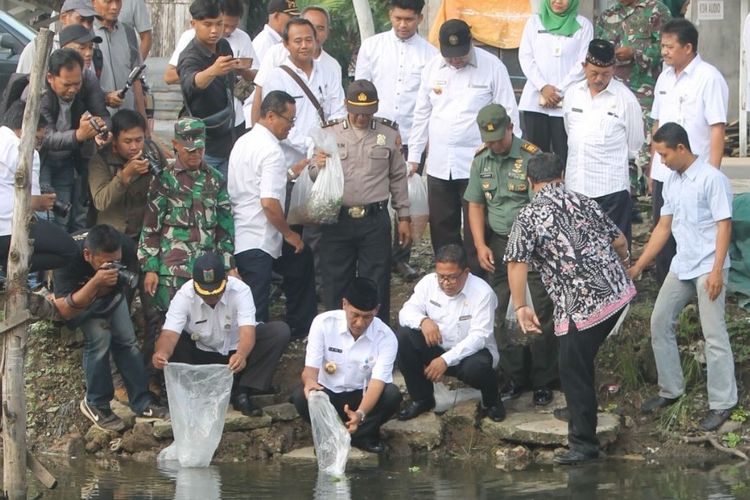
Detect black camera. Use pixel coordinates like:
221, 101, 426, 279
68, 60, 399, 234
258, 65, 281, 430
142, 142, 163, 177
40, 185, 71, 218
89, 117, 109, 140
104, 261, 139, 289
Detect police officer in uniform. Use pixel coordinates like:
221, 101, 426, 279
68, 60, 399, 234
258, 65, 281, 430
312, 79, 411, 325
464, 104, 558, 407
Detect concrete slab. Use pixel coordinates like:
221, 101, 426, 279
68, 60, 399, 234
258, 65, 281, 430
482, 410, 620, 447
280, 446, 378, 466
264, 402, 299, 422
381, 412, 443, 450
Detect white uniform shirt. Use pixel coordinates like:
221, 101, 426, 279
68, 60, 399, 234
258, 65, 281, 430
162, 276, 257, 355
661, 157, 732, 280
305, 310, 398, 393
354, 29, 438, 142
744, 13, 750, 112
170, 28, 260, 127
650, 54, 728, 181
252, 24, 282, 63
399, 273, 499, 367
227, 123, 287, 257
408, 48, 520, 180
255, 57, 346, 164
518, 14, 592, 117
17, 36, 60, 73
0, 126, 41, 236
563, 78, 644, 198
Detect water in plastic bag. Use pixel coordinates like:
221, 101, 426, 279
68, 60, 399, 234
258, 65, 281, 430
287, 169, 314, 225
307, 127, 344, 224
433, 381, 481, 413
308, 390, 350, 477
157, 363, 233, 467
505, 285, 535, 346
407, 173, 429, 241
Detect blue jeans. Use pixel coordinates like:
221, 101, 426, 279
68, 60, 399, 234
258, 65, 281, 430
80, 300, 151, 412
40, 157, 76, 231
203, 154, 228, 181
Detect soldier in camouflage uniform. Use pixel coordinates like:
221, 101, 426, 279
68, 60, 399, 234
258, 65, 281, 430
595, 0, 671, 196
138, 118, 236, 377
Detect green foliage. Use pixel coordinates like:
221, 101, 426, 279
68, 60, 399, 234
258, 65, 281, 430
731, 408, 750, 423
723, 432, 742, 448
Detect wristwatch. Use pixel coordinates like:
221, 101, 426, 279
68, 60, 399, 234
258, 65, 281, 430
287, 168, 299, 181
355, 410, 366, 424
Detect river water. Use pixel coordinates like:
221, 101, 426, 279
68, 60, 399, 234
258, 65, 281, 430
22, 455, 750, 499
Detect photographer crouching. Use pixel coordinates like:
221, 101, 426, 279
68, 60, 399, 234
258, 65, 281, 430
53, 224, 169, 432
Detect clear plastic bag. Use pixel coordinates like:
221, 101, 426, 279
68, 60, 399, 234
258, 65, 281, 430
407, 172, 429, 241
287, 169, 313, 225
506, 285, 535, 346
307, 127, 344, 224
433, 381, 481, 412
157, 362, 233, 467
308, 390, 350, 477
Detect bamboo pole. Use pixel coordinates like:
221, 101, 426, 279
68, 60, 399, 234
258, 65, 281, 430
2, 27, 53, 500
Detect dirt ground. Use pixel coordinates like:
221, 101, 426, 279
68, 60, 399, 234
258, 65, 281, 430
14, 201, 750, 465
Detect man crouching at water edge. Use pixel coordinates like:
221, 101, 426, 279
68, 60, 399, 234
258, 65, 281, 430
504, 153, 635, 465
290, 278, 402, 454
152, 252, 290, 417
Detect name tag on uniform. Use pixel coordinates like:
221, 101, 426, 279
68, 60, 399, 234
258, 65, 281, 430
572, 108, 583, 113
459, 315, 472, 321
659, 91, 667, 95
469, 84, 488, 89
195, 320, 207, 324
429, 300, 442, 307
479, 172, 492, 179
537, 29, 549, 34
328, 347, 343, 353
607, 111, 619, 118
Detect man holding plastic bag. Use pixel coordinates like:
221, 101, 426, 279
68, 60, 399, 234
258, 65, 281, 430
152, 253, 290, 417
311, 80, 410, 324
464, 104, 558, 408
290, 278, 402, 454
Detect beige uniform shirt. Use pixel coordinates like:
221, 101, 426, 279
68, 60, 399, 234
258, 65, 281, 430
321, 118, 410, 218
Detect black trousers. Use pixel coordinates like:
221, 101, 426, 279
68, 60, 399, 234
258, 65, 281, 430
319, 209, 391, 324
559, 307, 625, 455
171, 321, 290, 394
522, 111, 568, 165
0, 220, 78, 272
396, 326, 499, 407
488, 232, 558, 389
290, 382, 402, 444
593, 189, 633, 247
235, 228, 317, 338
426, 175, 482, 277
651, 180, 677, 286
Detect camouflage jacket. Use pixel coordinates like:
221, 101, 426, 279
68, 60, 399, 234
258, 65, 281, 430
595, 0, 671, 109
138, 158, 234, 281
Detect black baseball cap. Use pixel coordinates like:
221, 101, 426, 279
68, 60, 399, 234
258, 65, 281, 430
59, 24, 102, 47
193, 253, 227, 296
439, 19, 472, 58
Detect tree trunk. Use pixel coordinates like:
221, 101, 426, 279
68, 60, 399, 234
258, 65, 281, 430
2, 28, 53, 500
352, 0, 375, 42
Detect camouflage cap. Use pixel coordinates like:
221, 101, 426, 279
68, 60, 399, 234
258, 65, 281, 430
174, 118, 206, 152
476, 104, 510, 143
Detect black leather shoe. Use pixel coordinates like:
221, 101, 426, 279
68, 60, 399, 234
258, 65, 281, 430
641, 395, 679, 414
482, 402, 506, 422
533, 388, 553, 406
553, 449, 599, 465
394, 261, 418, 282
500, 380, 526, 402
352, 439, 385, 454
700, 408, 734, 431
231, 393, 262, 417
398, 398, 435, 421
553, 407, 570, 422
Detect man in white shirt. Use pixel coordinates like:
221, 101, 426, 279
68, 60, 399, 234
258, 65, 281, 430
649, 18, 728, 285
355, 0, 437, 281
252, 18, 345, 170
629, 123, 737, 432
153, 252, 291, 417
252, 0, 299, 63
397, 244, 504, 422
228, 90, 316, 339
563, 39, 644, 245
164, 0, 259, 132
408, 19, 519, 276
290, 278, 402, 454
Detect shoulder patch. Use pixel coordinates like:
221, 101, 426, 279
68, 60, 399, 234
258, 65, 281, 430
374, 117, 399, 131
521, 141, 539, 154
323, 118, 343, 128
474, 145, 488, 157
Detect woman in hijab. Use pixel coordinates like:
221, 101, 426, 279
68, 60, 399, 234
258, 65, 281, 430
518, 0, 592, 166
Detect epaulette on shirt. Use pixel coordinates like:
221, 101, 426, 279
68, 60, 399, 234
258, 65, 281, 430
323, 118, 343, 128
474, 145, 488, 157
373, 117, 399, 130
521, 141, 539, 154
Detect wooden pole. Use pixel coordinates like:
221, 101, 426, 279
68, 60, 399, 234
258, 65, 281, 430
2, 27, 53, 500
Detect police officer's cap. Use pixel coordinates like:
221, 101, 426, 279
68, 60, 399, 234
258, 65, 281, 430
346, 80, 379, 115
586, 39, 616, 67
193, 252, 227, 297
343, 277, 379, 311
267, 0, 300, 16
477, 104, 510, 143
439, 19, 471, 58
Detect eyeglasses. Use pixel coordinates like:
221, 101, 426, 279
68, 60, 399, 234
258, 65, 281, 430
277, 113, 296, 125
436, 271, 465, 284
